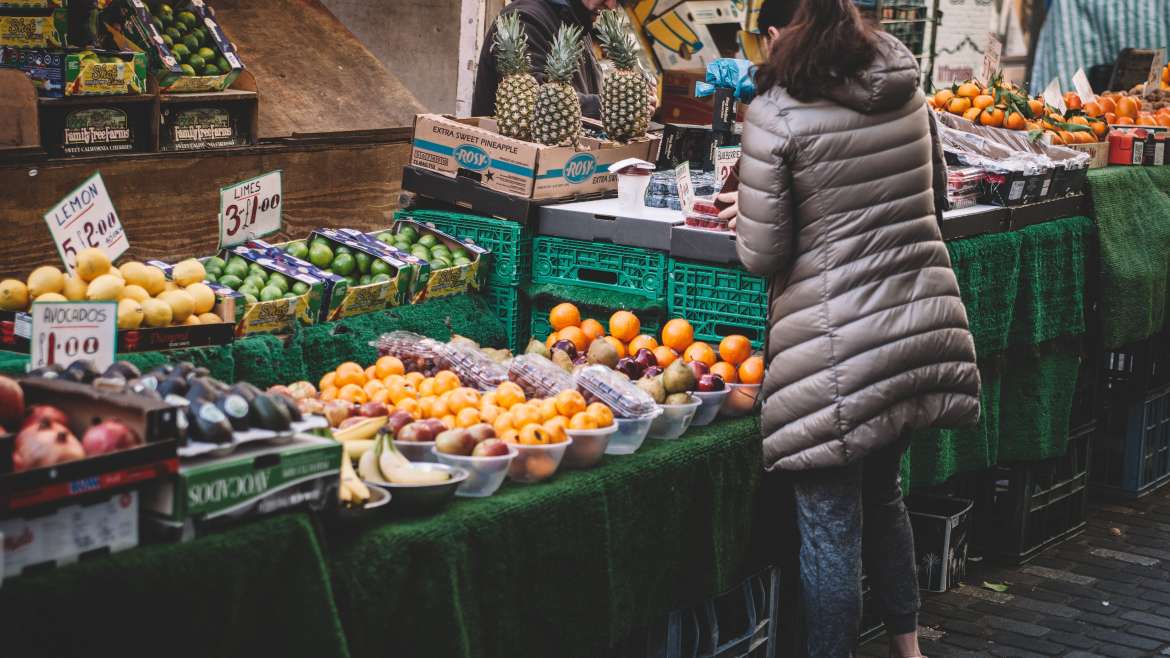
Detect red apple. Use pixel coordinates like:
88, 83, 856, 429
0, 376, 23, 427
359, 401, 389, 418
633, 348, 658, 370
22, 405, 68, 431
82, 419, 140, 456
688, 361, 710, 381
323, 400, 353, 428
467, 423, 495, 443
697, 373, 726, 392
386, 410, 414, 437
435, 429, 476, 456
472, 438, 510, 457
397, 421, 436, 443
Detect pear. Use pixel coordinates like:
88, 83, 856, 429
551, 348, 574, 372
525, 338, 551, 359
663, 359, 696, 394
586, 337, 619, 368
636, 376, 667, 404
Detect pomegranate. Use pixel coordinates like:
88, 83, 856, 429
81, 419, 141, 456
0, 375, 22, 427
14, 419, 84, 472
22, 405, 68, 430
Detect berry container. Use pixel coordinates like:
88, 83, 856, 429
563, 424, 618, 468
648, 399, 703, 440
431, 444, 517, 497
509, 354, 574, 399
575, 365, 660, 419
691, 389, 731, 427
606, 410, 663, 455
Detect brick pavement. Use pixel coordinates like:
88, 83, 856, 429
860, 487, 1170, 657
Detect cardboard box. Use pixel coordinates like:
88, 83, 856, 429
656, 122, 738, 171
368, 221, 488, 301
644, 1, 744, 72
0, 8, 65, 48
0, 305, 233, 354
1, 490, 138, 579
280, 229, 418, 314
0, 0, 66, 7
410, 114, 660, 201
143, 435, 339, 536
160, 102, 251, 151
213, 244, 346, 333
1108, 126, 1170, 166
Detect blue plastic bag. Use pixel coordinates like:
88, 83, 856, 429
694, 58, 757, 102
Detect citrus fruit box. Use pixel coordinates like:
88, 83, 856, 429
0, 301, 235, 354
410, 114, 661, 201
366, 219, 489, 301
275, 228, 425, 315
141, 434, 340, 542
0, 47, 147, 97
101, 0, 243, 93
0, 7, 66, 48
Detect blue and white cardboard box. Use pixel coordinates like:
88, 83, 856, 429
410, 114, 660, 201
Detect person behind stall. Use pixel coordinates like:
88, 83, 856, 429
472, 0, 619, 120
717, 1, 981, 656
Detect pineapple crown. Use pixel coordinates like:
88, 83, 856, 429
492, 12, 532, 78
596, 9, 638, 71
544, 23, 584, 85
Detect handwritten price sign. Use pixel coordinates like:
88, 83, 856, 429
674, 161, 695, 213
29, 301, 117, 372
219, 170, 283, 248
43, 172, 129, 274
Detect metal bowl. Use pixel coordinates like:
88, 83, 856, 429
331, 485, 391, 525
366, 463, 469, 515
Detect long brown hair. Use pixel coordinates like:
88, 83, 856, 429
756, 0, 877, 101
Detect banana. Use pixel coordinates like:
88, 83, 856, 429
341, 456, 370, 502
332, 416, 388, 442
377, 433, 410, 480
358, 445, 386, 483
386, 465, 450, 485
343, 439, 375, 461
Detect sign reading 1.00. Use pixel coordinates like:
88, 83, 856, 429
43, 172, 129, 274
219, 170, 283, 248
29, 301, 117, 372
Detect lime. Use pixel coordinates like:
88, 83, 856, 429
161, 34, 173, 47
370, 259, 392, 277
450, 246, 468, 259
166, 27, 182, 42
394, 241, 412, 253
243, 275, 266, 290
247, 263, 267, 277
334, 245, 352, 256
354, 252, 372, 274
193, 30, 208, 47
227, 256, 247, 269
267, 273, 289, 292
283, 292, 297, 300
259, 286, 283, 302
430, 259, 451, 270
410, 245, 430, 259
332, 253, 356, 276
161, 12, 174, 27
197, 46, 215, 61
398, 227, 418, 243
201, 64, 220, 76
223, 262, 247, 279
285, 242, 308, 260
152, 16, 164, 31
308, 243, 333, 269
216, 56, 230, 72
159, 3, 174, 16
218, 274, 242, 289
205, 256, 226, 272
182, 34, 200, 53
376, 232, 393, 244
359, 275, 371, 285
291, 281, 310, 295
180, 64, 196, 77
204, 272, 219, 283
177, 11, 197, 29
238, 283, 260, 299
171, 42, 189, 59
418, 234, 438, 248
371, 273, 392, 284
243, 293, 258, 305
187, 53, 205, 72
454, 257, 472, 266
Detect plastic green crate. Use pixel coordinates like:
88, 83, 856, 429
394, 209, 531, 286
532, 236, 667, 302
530, 298, 662, 345
484, 284, 530, 353
667, 260, 768, 348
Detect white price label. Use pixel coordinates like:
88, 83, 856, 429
28, 301, 117, 372
979, 32, 1002, 84
674, 161, 695, 213
1042, 79, 1066, 115
43, 172, 129, 275
1072, 68, 1097, 104
1147, 48, 1167, 95
715, 146, 741, 189
218, 170, 283, 248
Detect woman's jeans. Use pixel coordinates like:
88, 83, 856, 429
790, 436, 920, 657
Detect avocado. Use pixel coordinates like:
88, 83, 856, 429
216, 393, 251, 431
63, 359, 101, 384
157, 374, 189, 398
230, 381, 262, 403
189, 400, 233, 444
271, 393, 303, 422
185, 377, 217, 404
251, 393, 292, 431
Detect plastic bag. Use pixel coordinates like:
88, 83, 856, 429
694, 58, 757, 102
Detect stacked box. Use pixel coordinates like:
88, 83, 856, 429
667, 259, 768, 348
393, 208, 532, 287
484, 285, 529, 353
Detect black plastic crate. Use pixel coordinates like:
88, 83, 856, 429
1102, 334, 1170, 401
976, 425, 1092, 563
1070, 336, 1104, 434
1092, 384, 1170, 497
907, 495, 973, 592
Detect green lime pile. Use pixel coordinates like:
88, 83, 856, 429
202, 256, 309, 305
143, 1, 230, 77
374, 226, 472, 271
283, 238, 394, 288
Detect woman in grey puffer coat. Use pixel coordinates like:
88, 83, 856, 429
719, 1, 981, 656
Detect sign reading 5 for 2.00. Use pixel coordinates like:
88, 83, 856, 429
42, 172, 129, 274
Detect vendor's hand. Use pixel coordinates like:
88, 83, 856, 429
717, 192, 738, 231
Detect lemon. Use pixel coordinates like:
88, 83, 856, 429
173, 259, 206, 287
197, 312, 222, 324
62, 274, 87, 301
159, 290, 195, 323
119, 262, 151, 288
141, 298, 173, 327
183, 315, 202, 326
0, 279, 29, 311
76, 248, 111, 282
123, 284, 150, 302
185, 282, 216, 314
86, 274, 125, 301
163, 282, 179, 293
142, 265, 167, 296
34, 292, 68, 303
27, 266, 64, 299
117, 298, 144, 330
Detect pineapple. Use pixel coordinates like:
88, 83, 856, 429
596, 9, 650, 143
492, 13, 538, 141
532, 24, 585, 147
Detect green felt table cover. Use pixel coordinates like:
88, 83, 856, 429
328, 416, 762, 658
0, 513, 350, 658
1086, 167, 1170, 348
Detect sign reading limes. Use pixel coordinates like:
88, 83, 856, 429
29, 300, 117, 372
218, 170, 282, 249
43, 172, 129, 275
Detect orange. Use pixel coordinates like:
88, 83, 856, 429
456, 407, 481, 428
538, 397, 560, 422
585, 402, 614, 428
417, 396, 437, 418
319, 371, 337, 392
364, 365, 378, 383
555, 390, 587, 417
580, 318, 605, 343
979, 107, 1005, 127
558, 326, 589, 353
440, 414, 456, 429
1045, 130, 1064, 145
1082, 101, 1103, 118
375, 355, 405, 379
972, 94, 994, 110
602, 336, 626, 359
1027, 99, 1045, 117
338, 383, 368, 404
1137, 113, 1158, 126
511, 402, 542, 429
494, 412, 515, 436
1074, 130, 1096, 144
738, 356, 765, 385
661, 318, 695, 352
1117, 96, 1139, 118
1104, 112, 1118, 124
608, 310, 641, 342
397, 397, 420, 419
543, 416, 569, 444
387, 382, 417, 405
1068, 115, 1089, 126
405, 371, 425, 387
495, 381, 526, 409
683, 342, 717, 367
653, 345, 679, 368
961, 107, 982, 123
418, 377, 438, 398
549, 302, 581, 331
1003, 112, 1026, 130
1064, 92, 1082, 111
363, 379, 385, 398
955, 82, 980, 98
320, 386, 339, 402
627, 334, 659, 355
480, 404, 502, 424
1158, 114, 1170, 128
1117, 116, 1135, 125
335, 362, 366, 388
499, 428, 520, 444
429, 395, 449, 418
434, 370, 461, 393
718, 335, 753, 365
383, 373, 405, 387
545, 331, 560, 350
711, 361, 738, 384
1099, 96, 1117, 114
933, 89, 954, 107
1091, 120, 1108, 138
371, 389, 392, 405
519, 423, 551, 445
569, 412, 598, 430
448, 387, 480, 413
481, 391, 499, 408
1058, 130, 1076, 145
946, 96, 972, 114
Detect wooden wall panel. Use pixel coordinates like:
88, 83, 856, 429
0, 139, 411, 279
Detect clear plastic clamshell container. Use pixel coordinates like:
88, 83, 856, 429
509, 354, 574, 399
430, 341, 509, 391
574, 365, 659, 419
371, 331, 442, 374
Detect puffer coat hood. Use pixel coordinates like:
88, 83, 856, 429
736, 31, 981, 471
